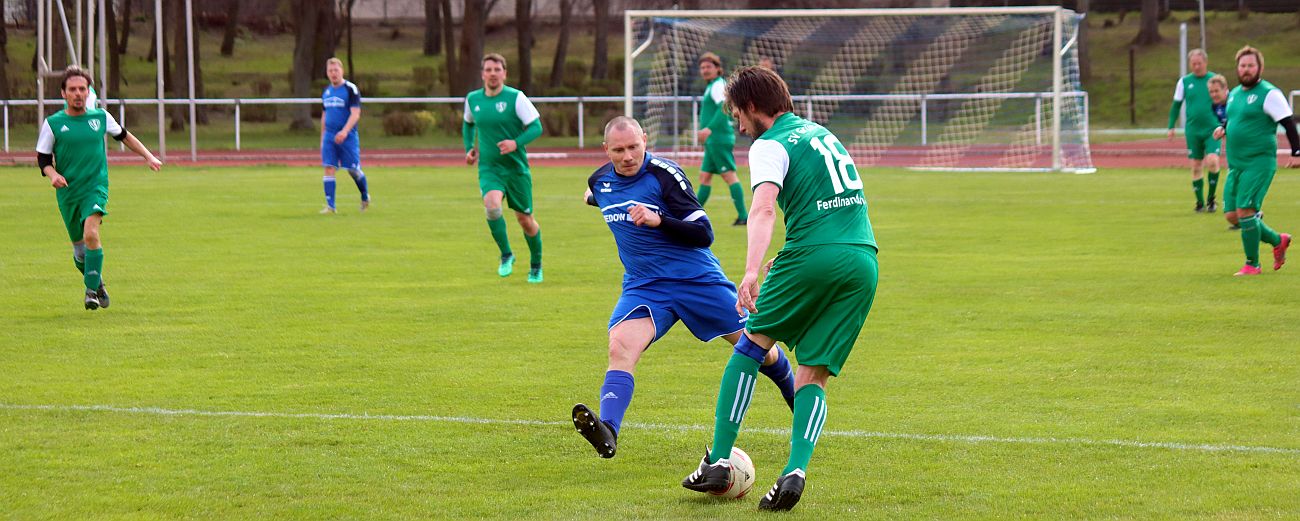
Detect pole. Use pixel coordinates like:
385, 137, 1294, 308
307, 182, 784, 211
577, 98, 585, 149
186, 0, 196, 161
37, 0, 45, 123
1179, 22, 1187, 129
155, 0, 165, 159
1051, 8, 1063, 170
1198, 0, 1207, 51
623, 12, 633, 116
98, 0, 107, 100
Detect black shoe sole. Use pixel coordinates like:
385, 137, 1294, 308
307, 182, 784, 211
572, 404, 616, 458
84, 298, 99, 310
759, 488, 803, 511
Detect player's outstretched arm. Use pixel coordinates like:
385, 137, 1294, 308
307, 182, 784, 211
122, 132, 162, 171
737, 183, 779, 314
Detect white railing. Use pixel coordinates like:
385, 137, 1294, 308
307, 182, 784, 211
1, 92, 1087, 158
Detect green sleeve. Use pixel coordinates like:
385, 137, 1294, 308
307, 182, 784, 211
1167, 98, 1183, 129
462, 121, 475, 152
706, 107, 730, 133
516, 118, 542, 147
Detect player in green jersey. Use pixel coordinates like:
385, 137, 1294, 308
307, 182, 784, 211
695, 52, 748, 225
681, 66, 878, 512
36, 66, 162, 309
1167, 50, 1222, 212
463, 53, 545, 283
1211, 47, 1300, 276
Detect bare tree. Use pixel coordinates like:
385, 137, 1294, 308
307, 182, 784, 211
1133, 0, 1161, 46
424, 0, 442, 56
221, 0, 242, 56
342, 0, 357, 74
1078, 0, 1090, 83
516, 0, 533, 92
0, 11, 9, 100
105, 0, 122, 97
591, 0, 609, 80
457, 0, 487, 95
441, 0, 458, 94
549, 0, 572, 90
119, 0, 132, 54
290, 0, 340, 130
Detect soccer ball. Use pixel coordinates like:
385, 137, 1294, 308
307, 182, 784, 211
709, 447, 756, 499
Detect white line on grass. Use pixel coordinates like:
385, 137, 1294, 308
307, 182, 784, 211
3, 403, 1298, 456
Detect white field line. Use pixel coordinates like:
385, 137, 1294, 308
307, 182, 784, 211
3, 403, 1298, 456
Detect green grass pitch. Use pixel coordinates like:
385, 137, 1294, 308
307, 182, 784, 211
1, 164, 1298, 519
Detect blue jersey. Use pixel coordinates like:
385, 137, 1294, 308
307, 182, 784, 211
589, 153, 730, 290
322, 81, 361, 134
1213, 103, 1227, 127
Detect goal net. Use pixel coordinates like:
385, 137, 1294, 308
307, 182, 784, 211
624, 8, 1093, 173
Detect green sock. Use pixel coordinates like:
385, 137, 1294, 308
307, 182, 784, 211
697, 184, 712, 206
1207, 172, 1220, 199
83, 248, 104, 290
729, 182, 747, 219
525, 230, 543, 268
707, 352, 760, 464
1258, 218, 1281, 246
486, 217, 512, 257
1193, 179, 1205, 205
783, 384, 828, 475
1241, 215, 1261, 267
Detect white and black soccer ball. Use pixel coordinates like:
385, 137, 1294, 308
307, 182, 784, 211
709, 447, 756, 499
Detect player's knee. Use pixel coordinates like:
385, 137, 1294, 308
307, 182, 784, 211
733, 334, 767, 363
1226, 213, 1238, 225
515, 212, 535, 227
485, 206, 503, 220
346, 168, 363, 179
697, 173, 711, 185
607, 335, 642, 366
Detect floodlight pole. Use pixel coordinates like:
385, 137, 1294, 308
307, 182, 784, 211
36, 0, 44, 123
1198, 0, 1206, 51
98, 0, 108, 101
155, 0, 166, 160
624, 12, 633, 117
1051, 7, 1063, 171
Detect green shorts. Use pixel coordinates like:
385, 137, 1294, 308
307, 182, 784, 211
478, 168, 534, 215
1222, 163, 1276, 212
1185, 130, 1222, 160
746, 244, 878, 377
701, 140, 736, 174
55, 185, 109, 243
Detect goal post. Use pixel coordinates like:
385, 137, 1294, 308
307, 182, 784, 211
624, 7, 1094, 173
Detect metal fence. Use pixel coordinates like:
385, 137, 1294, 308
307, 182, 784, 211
2, 92, 1091, 159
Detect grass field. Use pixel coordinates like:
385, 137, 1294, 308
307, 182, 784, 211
2, 163, 1299, 519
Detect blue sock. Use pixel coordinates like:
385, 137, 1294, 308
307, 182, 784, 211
323, 176, 337, 208
598, 370, 635, 435
347, 168, 369, 201
759, 347, 796, 411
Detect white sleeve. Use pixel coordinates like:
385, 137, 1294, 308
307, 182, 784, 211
748, 139, 789, 189
463, 100, 473, 123
1172, 80, 1185, 102
36, 121, 55, 154
104, 111, 124, 137
1263, 89, 1293, 122
515, 94, 540, 126
710, 81, 726, 104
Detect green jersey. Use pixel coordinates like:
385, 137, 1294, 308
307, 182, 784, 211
1168, 72, 1218, 132
1225, 80, 1292, 168
699, 77, 734, 144
749, 112, 875, 250
463, 86, 542, 175
37, 108, 120, 196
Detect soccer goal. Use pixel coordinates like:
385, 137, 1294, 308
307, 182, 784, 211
624, 7, 1094, 173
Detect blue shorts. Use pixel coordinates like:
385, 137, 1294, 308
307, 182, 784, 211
608, 279, 748, 344
321, 131, 361, 170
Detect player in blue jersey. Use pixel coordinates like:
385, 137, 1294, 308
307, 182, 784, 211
570, 116, 795, 459
319, 57, 370, 214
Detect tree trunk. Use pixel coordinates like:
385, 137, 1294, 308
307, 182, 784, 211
169, 0, 187, 130
440, 0, 457, 94
549, 0, 571, 90
345, 0, 355, 74
221, 0, 241, 56
1078, 0, 1090, 84
119, 0, 132, 55
105, 0, 121, 98
591, 0, 609, 80
0, 11, 9, 100
457, 0, 486, 95
290, 0, 339, 130
423, 0, 441, 56
516, 0, 532, 92
1132, 0, 1161, 46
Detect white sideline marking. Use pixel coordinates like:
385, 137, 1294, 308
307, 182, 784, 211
3, 403, 1298, 456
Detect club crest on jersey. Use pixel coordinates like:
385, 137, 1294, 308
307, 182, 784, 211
88, 119, 100, 131
1247, 94, 1258, 104
496, 101, 507, 113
